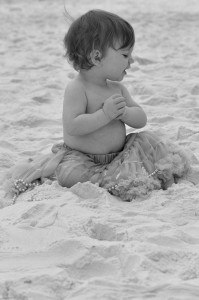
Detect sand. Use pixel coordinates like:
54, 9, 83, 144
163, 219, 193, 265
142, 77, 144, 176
0, 0, 199, 299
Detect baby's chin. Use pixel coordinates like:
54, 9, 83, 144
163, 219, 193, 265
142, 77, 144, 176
110, 74, 126, 82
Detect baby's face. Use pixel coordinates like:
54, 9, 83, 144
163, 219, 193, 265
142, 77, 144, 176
101, 43, 134, 81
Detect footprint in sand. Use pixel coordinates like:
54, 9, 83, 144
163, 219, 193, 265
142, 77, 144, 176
14, 203, 58, 228
147, 250, 199, 281
84, 219, 127, 241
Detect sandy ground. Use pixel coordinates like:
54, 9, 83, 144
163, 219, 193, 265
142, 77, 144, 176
1, 0, 199, 299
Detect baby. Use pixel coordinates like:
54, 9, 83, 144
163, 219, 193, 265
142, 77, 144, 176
62, 9, 146, 155
6, 10, 198, 202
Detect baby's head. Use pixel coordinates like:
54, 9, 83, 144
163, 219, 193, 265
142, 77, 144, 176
64, 10, 135, 71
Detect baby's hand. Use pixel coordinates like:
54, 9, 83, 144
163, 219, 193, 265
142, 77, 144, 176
103, 94, 126, 120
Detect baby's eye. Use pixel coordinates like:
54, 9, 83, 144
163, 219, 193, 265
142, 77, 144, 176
122, 54, 128, 58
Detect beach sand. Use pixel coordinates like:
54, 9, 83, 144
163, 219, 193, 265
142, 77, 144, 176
1, 0, 199, 299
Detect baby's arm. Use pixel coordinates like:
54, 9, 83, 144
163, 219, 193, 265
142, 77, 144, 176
119, 84, 147, 128
63, 81, 125, 136
63, 81, 109, 136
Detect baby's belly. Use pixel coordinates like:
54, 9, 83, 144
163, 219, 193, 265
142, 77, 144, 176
64, 120, 126, 154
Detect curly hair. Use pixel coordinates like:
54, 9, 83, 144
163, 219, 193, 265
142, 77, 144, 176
64, 10, 135, 71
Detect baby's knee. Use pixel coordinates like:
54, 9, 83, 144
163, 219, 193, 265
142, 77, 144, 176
56, 168, 77, 188
55, 163, 91, 188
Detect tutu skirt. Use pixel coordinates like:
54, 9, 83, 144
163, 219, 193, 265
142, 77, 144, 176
5, 131, 198, 202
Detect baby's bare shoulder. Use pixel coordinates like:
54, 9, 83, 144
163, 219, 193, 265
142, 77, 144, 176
64, 78, 87, 105
65, 77, 85, 93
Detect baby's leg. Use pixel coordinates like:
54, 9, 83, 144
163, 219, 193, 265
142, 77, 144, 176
55, 150, 100, 188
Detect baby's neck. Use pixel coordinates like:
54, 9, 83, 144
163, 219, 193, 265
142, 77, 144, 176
79, 69, 107, 87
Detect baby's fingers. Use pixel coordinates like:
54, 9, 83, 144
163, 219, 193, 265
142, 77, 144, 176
116, 106, 126, 119
113, 96, 126, 104
117, 101, 126, 109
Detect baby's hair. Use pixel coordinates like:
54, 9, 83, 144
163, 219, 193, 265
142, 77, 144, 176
64, 9, 135, 70
63, 5, 74, 24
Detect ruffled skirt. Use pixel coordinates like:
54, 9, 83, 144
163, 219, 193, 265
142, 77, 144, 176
4, 131, 198, 202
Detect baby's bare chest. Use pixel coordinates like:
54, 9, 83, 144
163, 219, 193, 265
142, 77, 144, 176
85, 85, 121, 113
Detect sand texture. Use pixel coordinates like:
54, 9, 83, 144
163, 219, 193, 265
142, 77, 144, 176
1, 0, 199, 299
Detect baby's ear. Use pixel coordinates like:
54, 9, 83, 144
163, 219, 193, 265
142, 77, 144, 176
90, 49, 102, 66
